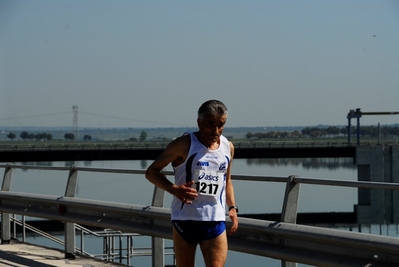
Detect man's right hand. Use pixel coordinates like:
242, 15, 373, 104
173, 181, 198, 204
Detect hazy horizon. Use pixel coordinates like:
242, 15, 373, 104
1, 123, 398, 131
1, 1, 398, 128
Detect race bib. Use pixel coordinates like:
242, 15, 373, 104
193, 169, 224, 196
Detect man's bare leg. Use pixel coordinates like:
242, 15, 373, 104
199, 230, 228, 267
173, 227, 197, 267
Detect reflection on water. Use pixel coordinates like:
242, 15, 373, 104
20, 160, 150, 169
20, 161, 53, 167
246, 157, 356, 170
20, 158, 354, 171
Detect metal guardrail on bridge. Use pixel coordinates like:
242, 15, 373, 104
1, 164, 399, 267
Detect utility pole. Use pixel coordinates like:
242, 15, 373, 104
72, 105, 78, 140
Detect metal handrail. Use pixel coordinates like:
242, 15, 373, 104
2, 163, 399, 191
10, 216, 65, 245
7, 215, 143, 259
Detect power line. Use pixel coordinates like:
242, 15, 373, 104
0, 110, 190, 127
80, 111, 188, 127
0, 112, 70, 121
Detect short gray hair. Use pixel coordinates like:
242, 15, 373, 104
197, 100, 228, 120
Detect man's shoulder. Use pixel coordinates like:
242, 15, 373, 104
164, 133, 191, 165
173, 133, 191, 144
223, 136, 234, 157
166, 133, 191, 151
221, 135, 234, 147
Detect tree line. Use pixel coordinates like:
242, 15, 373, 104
5, 131, 92, 141
4, 130, 149, 142
245, 125, 399, 139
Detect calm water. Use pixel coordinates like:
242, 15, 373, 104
7, 158, 387, 267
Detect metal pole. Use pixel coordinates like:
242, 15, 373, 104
12, 214, 16, 238
1, 164, 13, 243
347, 117, 351, 144
357, 116, 361, 146
119, 236, 123, 263
64, 166, 79, 259
127, 236, 132, 266
280, 175, 300, 267
80, 228, 84, 255
151, 180, 166, 267
22, 215, 26, 242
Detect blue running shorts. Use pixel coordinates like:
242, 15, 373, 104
172, 220, 226, 245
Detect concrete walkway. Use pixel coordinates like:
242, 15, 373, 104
0, 240, 127, 267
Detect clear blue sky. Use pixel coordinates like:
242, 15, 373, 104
1, 0, 398, 128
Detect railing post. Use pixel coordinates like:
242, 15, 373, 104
281, 175, 300, 224
1, 164, 13, 244
64, 165, 79, 259
281, 175, 300, 267
22, 215, 26, 242
1, 164, 13, 191
151, 179, 166, 267
127, 235, 132, 266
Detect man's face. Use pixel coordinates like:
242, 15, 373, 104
197, 114, 227, 145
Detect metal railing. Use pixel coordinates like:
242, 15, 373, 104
7, 215, 163, 265
1, 163, 399, 267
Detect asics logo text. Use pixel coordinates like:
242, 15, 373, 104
198, 172, 219, 181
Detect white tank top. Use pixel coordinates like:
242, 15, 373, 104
171, 132, 231, 221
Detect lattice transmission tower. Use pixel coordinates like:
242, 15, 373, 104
72, 105, 78, 139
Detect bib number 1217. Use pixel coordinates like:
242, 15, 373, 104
195, 181, 219, 196
193, 170, 224, 196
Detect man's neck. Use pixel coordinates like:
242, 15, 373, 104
194, 132, 220, 150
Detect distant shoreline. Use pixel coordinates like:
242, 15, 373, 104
1, 124, 398, 142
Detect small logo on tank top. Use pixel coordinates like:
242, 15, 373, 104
219, 162, 227, 171
198, 172, 219, 181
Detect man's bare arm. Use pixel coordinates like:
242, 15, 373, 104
145, 136, 198, 204
226, 141, 238, 234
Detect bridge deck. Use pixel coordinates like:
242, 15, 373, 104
0, 240, 127, 267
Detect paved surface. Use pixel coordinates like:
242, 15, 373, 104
0, 240, 127, 267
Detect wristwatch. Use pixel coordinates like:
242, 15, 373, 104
229, 205, 239, 213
